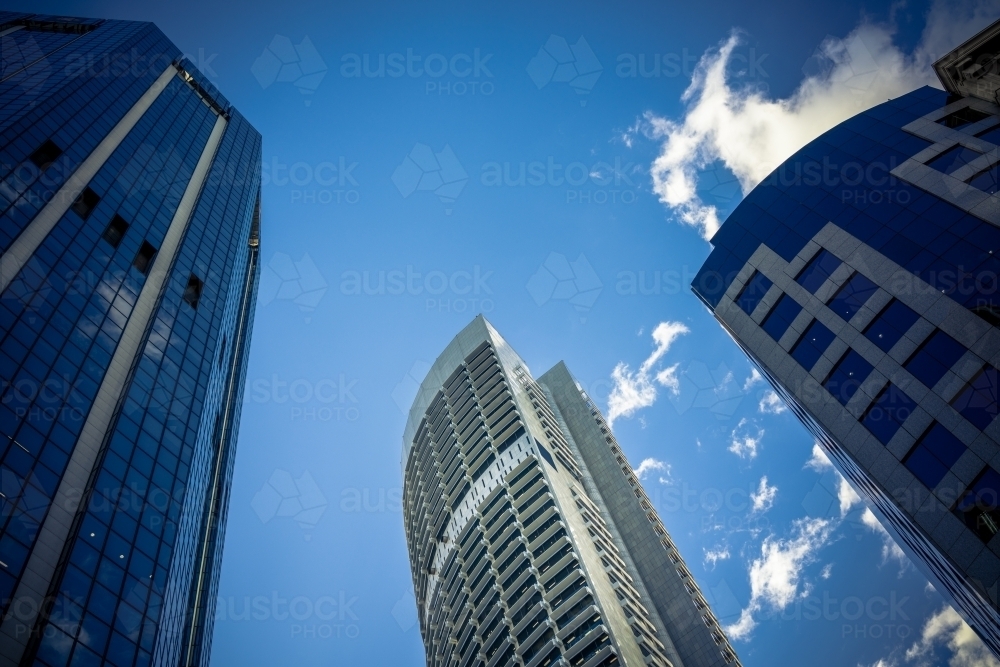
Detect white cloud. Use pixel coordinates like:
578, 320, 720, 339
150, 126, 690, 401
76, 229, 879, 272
750, 476, 778, 514
838, 475, 862, 517
821, 563, 833, 580
805, 442, 834, 472
758, 389, 787, 415
726, 517, 834, 640
861, 661, 898, 667
607, 321, 690, 426
728, 417, 763, 459
704, 544, 731, 569
862, 508, 910, 573
905, 605, 1000, 667
634, 457, 670, 483
641, 1, 1000, 240
742, 367, 763, 391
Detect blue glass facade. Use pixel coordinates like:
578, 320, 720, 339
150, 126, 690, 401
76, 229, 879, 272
0, 14, 260, 667
693, 83, 1000, 659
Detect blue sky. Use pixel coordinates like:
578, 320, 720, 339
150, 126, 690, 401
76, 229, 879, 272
15, 0, 1000, 665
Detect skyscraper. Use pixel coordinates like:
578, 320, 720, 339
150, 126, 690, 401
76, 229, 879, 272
402, 316, 739, 667
0, 13, 260, 667
691, 19, 1000, 660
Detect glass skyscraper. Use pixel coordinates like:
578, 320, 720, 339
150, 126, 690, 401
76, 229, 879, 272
692, 19, 1000, 661
402, 316, 740, 667
0, 13, 260, 667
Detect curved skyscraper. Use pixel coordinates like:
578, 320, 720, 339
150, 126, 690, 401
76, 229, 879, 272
402, 316, 740, 667
0, 13, 261, 667
692, 19, 1000, 661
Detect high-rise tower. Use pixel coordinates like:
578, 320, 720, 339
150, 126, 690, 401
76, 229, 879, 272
0, 13, 261, 667
402, 316, 739, 667
691, 18, 1000, 661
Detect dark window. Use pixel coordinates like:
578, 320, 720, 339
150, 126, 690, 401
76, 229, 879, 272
828, 272, 878, 321
954, 467, 1000, 542
761, 294, 802, 341
968, 165, 1000, 194
904, 330, 966, 388
796, 250, 842, 293
101, 215, 129, 249
926, 145, 983, 175
132, 242, 157, 275
71, 187, 100, 219
951, 365, 1000, 430
862, 383, 916, 445
790, 319, 836, 370
864, 299, 919, 352
824, 350, 874, 406
975, 124, 1000, 144
736, 271, 773, 315
182, 274, 203, 309
28, 139, 63, 171
937, 107, 991, 129
903, 422, 967, 489
971, 304, 1000, 327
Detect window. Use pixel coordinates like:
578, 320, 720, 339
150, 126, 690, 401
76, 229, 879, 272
101, 215, 129, 249
968, 165, 1000, 194
903, 423, 967, 489
828, 272, 877, 321
903, 330, 965, 388
953, 467, 1000, 542
71, 187, 100, 219
182, 274, 203, 309
951, 365, 1000, 430
975, 124, 1000, 144
790, 319, 835, 371
861, 383, 916, 445
926, 145, 983, 175
823, 350, 874, 406
761, 294, 802, 341
132, 242, 157, 275
937, 107, 991, 129
736, 271, 772, 315
28, 139, 63, 171
796, 250, 841, 293
864, 299, 919, 352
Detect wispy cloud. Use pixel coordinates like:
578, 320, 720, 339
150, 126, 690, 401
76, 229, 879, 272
638, 1, 1000, 240
805, 443, 834, 472
704, 544, 731, 569
607, 321, 690, 426
758, 389, 787, 415
742, 368, 763, 391
634, 457, 671, 483
750, 476, 778, 514
728, 417, 763, 459
838, 476, 862, 517
861, 508, 910, 574
905, 605, 1000, 667
726, 517, 834, 640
